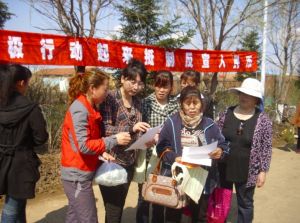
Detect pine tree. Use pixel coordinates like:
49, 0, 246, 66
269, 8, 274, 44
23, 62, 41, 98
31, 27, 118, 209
235, 30, 261, 81
0, 1, 13, 29
116, 0, 194, 48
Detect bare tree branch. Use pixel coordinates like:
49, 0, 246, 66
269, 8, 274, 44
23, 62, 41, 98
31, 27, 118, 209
27, 0, 113, 38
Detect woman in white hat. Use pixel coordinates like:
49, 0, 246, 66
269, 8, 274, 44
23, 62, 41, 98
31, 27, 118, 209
217, 78, 272, 223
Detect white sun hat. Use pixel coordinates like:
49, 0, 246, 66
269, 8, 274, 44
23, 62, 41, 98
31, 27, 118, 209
230, 78, 263, 99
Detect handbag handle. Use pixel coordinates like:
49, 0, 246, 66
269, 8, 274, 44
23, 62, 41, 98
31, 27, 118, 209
153, 148, 172, 175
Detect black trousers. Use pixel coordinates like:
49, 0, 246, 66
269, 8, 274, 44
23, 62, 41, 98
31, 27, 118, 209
164, 194, 209, 223
189, 194, 210, 223
136, 183, 164, 223
99, 165, 134, 223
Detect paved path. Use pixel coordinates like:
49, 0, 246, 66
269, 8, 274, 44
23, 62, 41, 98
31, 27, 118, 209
1, 146, 300, 223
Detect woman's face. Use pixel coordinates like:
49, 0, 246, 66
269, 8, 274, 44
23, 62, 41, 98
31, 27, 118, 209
238, 92, 259, 110
182, 96, 202, 118
155, 83, 172, 102
121, 74, 142, 96
91, 79, 109, 105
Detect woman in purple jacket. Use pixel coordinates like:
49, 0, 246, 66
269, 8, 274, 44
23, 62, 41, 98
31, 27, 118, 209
217, 78, 272, 223
156, 86, 229, 223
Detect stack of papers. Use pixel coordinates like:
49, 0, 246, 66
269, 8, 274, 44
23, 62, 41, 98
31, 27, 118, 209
181, 141, 218, 167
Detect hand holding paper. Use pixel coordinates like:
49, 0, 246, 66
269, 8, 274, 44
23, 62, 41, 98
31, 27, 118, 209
181, 141, 218, 167
125, 125, 161, 151
208, 147, 223, 159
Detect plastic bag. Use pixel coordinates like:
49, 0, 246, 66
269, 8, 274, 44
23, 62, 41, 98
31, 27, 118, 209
94, 162, 127, 186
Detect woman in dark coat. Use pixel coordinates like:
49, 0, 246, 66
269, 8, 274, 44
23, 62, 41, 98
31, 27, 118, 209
0, 64, 48, 222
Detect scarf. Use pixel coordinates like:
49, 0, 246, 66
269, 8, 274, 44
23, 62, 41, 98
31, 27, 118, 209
179, 110, 203, 128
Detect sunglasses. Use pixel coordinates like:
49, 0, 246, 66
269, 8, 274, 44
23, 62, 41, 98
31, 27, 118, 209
237, 121, 245, 135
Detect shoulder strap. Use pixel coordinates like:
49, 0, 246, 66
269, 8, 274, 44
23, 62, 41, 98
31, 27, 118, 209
222, 106, 235, 127
168, 117, 178, 153
153, 148, 171, 175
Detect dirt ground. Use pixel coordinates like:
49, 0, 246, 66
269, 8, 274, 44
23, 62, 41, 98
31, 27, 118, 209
0, 144, 300, 223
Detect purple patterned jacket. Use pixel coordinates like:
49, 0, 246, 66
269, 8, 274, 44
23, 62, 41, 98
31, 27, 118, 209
217, 108, 272, 188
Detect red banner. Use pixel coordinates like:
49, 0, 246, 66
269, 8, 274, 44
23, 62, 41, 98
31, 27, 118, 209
0, 30, 257, 72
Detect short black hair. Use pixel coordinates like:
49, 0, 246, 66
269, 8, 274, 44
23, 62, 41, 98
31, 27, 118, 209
154, 70, 173, 88
180, 70, 201, 86
180, 86, 205, 112
121, 58, 148, 84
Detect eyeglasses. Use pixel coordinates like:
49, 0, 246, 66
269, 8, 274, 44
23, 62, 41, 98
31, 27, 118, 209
128, 80, 143, 87
236, 121, 245, 135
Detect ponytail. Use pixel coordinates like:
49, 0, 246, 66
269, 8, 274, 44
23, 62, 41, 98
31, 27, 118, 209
68, 69, 109, 105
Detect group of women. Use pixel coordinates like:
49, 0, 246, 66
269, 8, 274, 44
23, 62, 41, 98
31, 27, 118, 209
0, 61, 273, 223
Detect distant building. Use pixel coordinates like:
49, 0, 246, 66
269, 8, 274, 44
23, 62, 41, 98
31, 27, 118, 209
34, 67, 117, 92
34, 67, 75, 92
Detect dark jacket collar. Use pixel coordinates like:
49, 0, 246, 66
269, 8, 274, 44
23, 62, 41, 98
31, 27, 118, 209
0, 92, 36, 126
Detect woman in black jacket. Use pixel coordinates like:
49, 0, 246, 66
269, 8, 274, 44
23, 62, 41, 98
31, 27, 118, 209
0, 64, 48, 223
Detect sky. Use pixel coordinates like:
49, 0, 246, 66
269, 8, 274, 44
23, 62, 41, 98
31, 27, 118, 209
3, 0, 120, 38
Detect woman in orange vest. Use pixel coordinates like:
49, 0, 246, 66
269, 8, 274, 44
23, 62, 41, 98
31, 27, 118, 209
292, 102, 300, 153
61, 69, 132, 223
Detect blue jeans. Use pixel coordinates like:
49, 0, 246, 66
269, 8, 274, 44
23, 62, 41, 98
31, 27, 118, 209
235, 182, 255, 223
1, 195, 27, 223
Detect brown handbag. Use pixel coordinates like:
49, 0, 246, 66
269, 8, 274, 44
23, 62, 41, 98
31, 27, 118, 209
142, 149, 187, 209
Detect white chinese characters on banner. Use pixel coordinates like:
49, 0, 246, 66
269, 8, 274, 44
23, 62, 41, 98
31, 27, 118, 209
69, 41, 83, 61
97, 43, 109, 62
233, 55, 240, 69
122, 46, 133, 64
166, 51, 175, 67
185, 52, 193, 68
7, 36, 24, 59
219, 54, 226, 68
246, 55, 253, 68
144, 48, 154, 66
40, 39, 54, 60
202, 54, 210, 68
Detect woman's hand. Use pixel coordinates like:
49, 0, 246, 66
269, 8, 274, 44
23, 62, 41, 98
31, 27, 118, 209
115, 132, 131, 145
209, 147, 223, 159
133, 122, 151, 133
175, 156, 182, 163
145, 139, 156, 148
154, 133, 160, 144
256, 171, 266, 188
101, 152, 115, 162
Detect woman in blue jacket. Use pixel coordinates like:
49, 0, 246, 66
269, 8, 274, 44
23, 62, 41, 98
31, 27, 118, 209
156, 86, 229, 223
